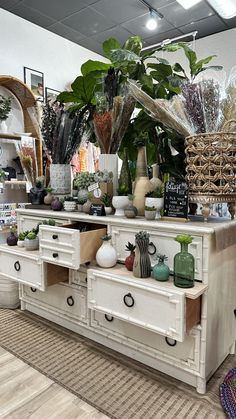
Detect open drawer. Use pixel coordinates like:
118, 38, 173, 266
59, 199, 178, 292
0, 244, 68, 291
87, 265, 207, 343
39, 222, 107, 269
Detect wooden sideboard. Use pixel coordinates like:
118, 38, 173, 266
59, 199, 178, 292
0, 208, 236, 394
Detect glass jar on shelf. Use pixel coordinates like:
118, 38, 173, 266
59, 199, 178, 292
174, 234, 195, 288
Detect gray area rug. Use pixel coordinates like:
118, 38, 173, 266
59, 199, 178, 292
0, 309, 229, 418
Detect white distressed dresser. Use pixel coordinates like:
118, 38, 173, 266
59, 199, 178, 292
0, 208, 235, 394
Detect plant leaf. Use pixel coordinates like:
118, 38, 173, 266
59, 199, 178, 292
110, 49, 140, 63
148, 63, 172, 79
103, 37, 121, 59
123, 36, 142, 55
71, 75, 96, 104
193, 55, 216, 73
81, 60, 111, 76
57, 91, 81, 103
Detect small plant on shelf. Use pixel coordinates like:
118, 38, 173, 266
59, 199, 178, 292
145, 186, 164, 198
125, 242, 136, 271
117, 184, 129, 196
101, 234, 112, 241
145, 205, 156, 211
0, 95, 11, 121
135, 231, 150, 241
74, 172, 95, 191
152, 253, 170, 282
94, 170, 113, 183
101, 193, 112, 207
175, 234, 193, 245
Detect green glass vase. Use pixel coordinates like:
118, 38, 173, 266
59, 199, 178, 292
174, 243, 194, 288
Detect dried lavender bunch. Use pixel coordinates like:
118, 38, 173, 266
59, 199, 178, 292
199, 79, 222, 133
182, 82, 205, 134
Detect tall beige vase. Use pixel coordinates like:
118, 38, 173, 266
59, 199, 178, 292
133, 146, 153, 216
150, 163, 162, 188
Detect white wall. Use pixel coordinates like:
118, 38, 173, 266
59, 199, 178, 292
0, 8, 106, 92
162, 28, 236, 78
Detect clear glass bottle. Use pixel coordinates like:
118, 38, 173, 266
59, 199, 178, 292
174, 242, 195, 288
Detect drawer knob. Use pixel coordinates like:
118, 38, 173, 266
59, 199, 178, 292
123, 292, 135, 308
52, 253, 58, 258
67, 296, 74, 307
148, 242, 156, 256
104, 314, 114, 322
30, 287, 37, 293
165, 337, 177, 347
52, 234, 58, 240
14, 261, 21, 271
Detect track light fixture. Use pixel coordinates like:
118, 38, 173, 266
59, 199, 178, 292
138, 0, 163, 30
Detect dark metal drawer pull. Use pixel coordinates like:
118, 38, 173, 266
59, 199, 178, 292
165, 337, 177, 347
52, 234, 58, 240
67, 296, 74, 306
52, 253, 58, 258
14, 261, 21, 271
105, 314, 114, 322
31, 287, 37, 293
148, 242, 156, 256
123, 292, 134, 308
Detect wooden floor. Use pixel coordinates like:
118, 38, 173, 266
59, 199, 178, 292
0, 347, 109, 419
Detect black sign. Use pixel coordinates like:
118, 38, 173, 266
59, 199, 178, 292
89, 204, 105, 216
163, 179, 189, 219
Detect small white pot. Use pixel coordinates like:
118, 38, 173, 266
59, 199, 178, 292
145, 197, 159, 208
105, 206, 112, 215
17, 240, 24, 247
96, 241, 117, 268
112, 196, 129, 217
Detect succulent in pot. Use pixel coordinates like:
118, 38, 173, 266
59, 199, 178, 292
152, 254, 170, 281
77, 196, 87, 212
125, 242, 136, 271
145, 186, 164, 219
96, 234, 117, 268
101, 193, 112, 215
51, 197, 63, 211
17, 231, 29, 247
124, 194, 138, 219
24, 231, 39, 251
44, 186, 54, 205
112, 184, 129, 217
6, 226, 18, 246
145, 206, 157, 220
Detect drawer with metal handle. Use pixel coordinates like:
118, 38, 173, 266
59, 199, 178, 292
87, 266, 207, 342
39, 222, 107, 269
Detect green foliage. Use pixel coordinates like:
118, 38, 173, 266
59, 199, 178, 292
135, 231, 150, 241
101, 234, 112, 241
25, 231, 37, 240
0, 95, 11, 121
117, 184, 129, 196
103, 38, 121, 59
46, 186, 53, 193
18, 231, 29, 241
156, 253, 168, 263
74, 172, 95, 190
145, 206, 156, 211
145, 186, 164, 198
101, 193, 112, 207
175, 234, 193, 245
64, 196, 75, 201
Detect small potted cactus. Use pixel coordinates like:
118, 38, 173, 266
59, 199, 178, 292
125, 242, 136, 271
101, 193, 112, 215
152, 254, 170, 281
144, 206, 157, 220
17, 231, 29, 247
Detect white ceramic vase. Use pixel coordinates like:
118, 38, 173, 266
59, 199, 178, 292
17, 240, 24, 247
112, 196, 129, 217
105, 206, 112, 215
96, 240, 117, 268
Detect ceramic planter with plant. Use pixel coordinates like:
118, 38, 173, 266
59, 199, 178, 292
44, 186, 54, 205
74, 172, 95, 201
0, 94, 11, 133
101, 193, 112, 215
77, 197, 87, 212
144, 206, 156, 220
133, 230, 151, 278
112, 184, 129, 217
125, 242, 136, 271
145, 186, 164, 219
124, 194, 138, 219
24, 231, 39, 251
17, 231, 29, 247
96, 234, 117, 268
152, 254, 170, 281
63, 196, 77, 212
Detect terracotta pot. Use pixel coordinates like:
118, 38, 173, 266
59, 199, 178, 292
125, 252, 135, 271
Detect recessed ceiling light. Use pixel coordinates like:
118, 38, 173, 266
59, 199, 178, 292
207, 0, 236, 19
176, 0, 203, 9
146, 9, 158, 30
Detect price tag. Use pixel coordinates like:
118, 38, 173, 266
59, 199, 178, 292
89, 204, 105, 216
88, 182, 99, 192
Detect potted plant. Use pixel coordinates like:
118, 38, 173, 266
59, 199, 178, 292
63, 196, 77, 212
0, 168, 6, 182
145, 186, 164, 219
74, 172, 95, 201
112, 184, 129, 217
96, 234, 117, 268
44, 186, 54, 205
94, 170, 113, 203
0, 94, 11, 133
77, 196, 87, 212
101, 193, 112, 215
144, 206, 157, 220
24, 231, 39, 251
152, 254, 170, 281
17, 231, 29, 247
124, 194, 138, 219
125, 242, 136, 271
133, 231, 151, 278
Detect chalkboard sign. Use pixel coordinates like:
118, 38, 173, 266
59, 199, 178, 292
163, 179, 189, 220
89, 204, 105, 216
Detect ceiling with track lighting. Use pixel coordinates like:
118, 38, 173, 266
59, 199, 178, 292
0, 0, 235, 55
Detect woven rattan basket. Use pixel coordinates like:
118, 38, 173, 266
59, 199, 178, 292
185, 129, 236, 196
